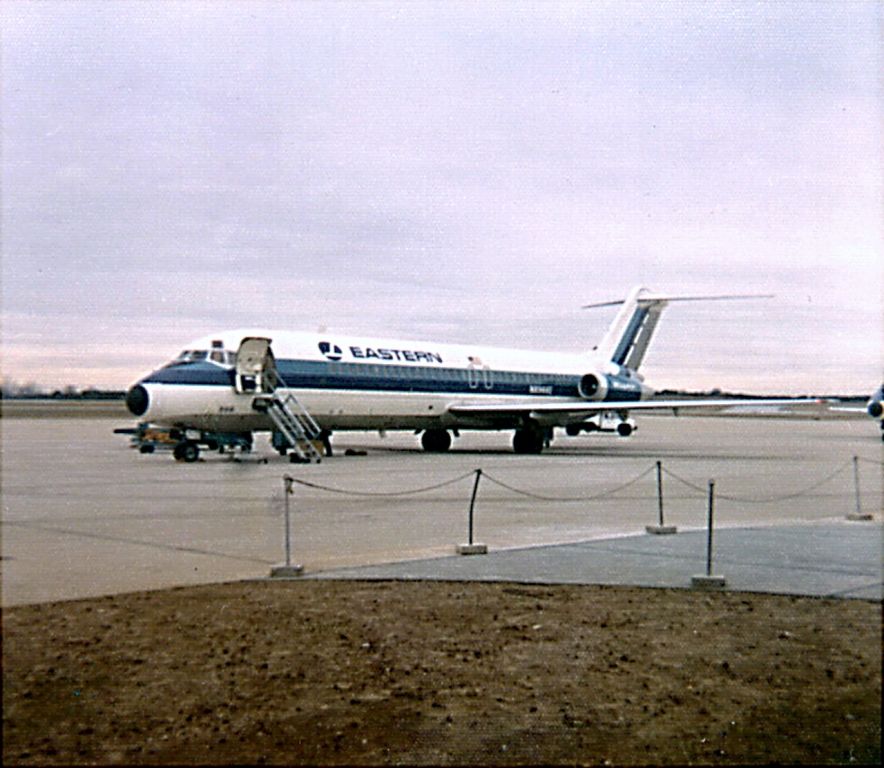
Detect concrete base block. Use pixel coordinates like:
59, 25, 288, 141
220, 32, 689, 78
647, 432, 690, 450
691, 574, 727, 590
457, 543, 488, 556
846, 513, 873, 521
646, 524, 678, 535
270, 564, 304, 578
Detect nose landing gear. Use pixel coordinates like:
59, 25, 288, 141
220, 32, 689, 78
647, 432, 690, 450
173, 440, 200, 463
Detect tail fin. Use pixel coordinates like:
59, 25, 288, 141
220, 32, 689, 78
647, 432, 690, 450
586, 287, 773, 370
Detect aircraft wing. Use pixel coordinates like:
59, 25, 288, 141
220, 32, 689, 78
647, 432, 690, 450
828, 406, 868, 414
448, 398, 825, 419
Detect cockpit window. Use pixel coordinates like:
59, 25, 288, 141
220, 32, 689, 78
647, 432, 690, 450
175, 350, 208, 362
163, 347, 235, 369
162, 349, 208, 368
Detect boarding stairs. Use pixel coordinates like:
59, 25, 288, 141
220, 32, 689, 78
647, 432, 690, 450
252, 392, 323, 463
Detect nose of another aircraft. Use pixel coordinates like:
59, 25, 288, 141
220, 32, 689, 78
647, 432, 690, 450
126, 384, 150, 417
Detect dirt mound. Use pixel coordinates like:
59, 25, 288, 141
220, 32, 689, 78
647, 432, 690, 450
3, 581, 880, 765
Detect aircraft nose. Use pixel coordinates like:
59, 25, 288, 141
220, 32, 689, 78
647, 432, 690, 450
126, 384, 150, 417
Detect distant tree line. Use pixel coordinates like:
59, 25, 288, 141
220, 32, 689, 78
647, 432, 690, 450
654, 389, 858, 401
0, 380, 124, 400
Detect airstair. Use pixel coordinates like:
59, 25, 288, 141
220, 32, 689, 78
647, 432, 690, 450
252, 392, 324, 463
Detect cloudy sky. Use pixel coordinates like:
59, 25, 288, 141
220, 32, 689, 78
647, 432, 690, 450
2, 1, 880, 394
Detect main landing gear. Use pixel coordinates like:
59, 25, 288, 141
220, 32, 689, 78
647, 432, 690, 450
420, 426, 553, 454
421, 429, 452, 453
512, 425, 547, 455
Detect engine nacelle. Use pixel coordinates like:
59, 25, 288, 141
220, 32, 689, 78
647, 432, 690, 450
578, 373, 609, 400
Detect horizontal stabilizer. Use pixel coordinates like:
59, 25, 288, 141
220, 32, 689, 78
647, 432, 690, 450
582, 293, 774, 310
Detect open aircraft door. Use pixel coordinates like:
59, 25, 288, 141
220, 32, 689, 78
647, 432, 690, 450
235, 337, 279, 394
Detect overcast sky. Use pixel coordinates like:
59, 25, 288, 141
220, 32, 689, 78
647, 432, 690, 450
2, 1, 880, 394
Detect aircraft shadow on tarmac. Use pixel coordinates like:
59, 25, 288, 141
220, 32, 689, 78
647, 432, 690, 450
346, 443, 807, 462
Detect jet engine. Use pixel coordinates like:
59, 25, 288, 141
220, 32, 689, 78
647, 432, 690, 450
578, 372, 609, 400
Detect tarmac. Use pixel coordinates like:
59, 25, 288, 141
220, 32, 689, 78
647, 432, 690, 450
2, 403, 882, 605
305, 520, 882, 600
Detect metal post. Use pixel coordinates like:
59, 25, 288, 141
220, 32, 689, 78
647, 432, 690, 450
457, 469, 488, 555
692, 480, 725, 588
271, 474, 303, 576
657, 461, 664, 527
853, 456, 862, 518
283, 474, 293, 567
847, 456, 872, 520
468, 469, 482, 545
647, 461, 677, 534
706, 480, 715, 576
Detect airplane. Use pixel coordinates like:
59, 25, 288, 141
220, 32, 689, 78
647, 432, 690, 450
123, 286, 820, 462
830, 384, 884, 441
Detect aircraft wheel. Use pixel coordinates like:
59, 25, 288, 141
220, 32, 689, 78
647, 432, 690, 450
513, 428, 544, 454
617, 422, 634, 437
421, 429, 452, 453
174, 441, 200, 463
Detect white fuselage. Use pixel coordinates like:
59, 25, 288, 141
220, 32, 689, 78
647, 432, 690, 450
128, 328, 651, 434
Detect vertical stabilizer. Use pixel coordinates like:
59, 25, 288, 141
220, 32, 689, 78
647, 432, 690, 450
585, 288, 773, 371
590, 287, 666, 370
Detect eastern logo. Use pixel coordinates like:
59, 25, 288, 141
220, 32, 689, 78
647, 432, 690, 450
319, 340, 444, 364
318, 341, 343, 361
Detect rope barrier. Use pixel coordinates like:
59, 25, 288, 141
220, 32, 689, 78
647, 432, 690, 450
288, 471, 477, 497
270, 452, 878, 582
285, 455, 873, 506
663, 459, 854, 504
658, 467, 709, 496
471, 465, 657, 503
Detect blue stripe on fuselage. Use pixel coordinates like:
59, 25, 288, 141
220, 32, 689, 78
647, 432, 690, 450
143, 362, 234, 386
142, 359, 644, 402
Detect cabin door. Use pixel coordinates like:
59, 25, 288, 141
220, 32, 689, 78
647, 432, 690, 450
234, 337, 279, 394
